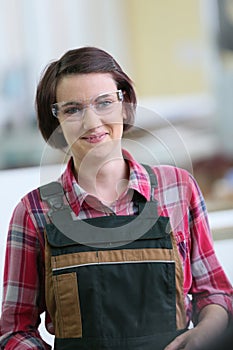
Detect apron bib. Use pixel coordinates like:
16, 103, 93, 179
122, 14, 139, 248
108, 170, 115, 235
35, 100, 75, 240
40, 165, 187, 350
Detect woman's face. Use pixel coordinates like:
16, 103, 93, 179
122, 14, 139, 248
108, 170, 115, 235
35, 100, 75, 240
55, 73, 125, 168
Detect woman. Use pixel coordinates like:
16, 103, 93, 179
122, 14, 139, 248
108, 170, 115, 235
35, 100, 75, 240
0, 47, 232, 350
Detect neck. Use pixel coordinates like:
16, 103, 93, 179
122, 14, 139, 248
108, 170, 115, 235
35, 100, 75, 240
73, 154, 129, 204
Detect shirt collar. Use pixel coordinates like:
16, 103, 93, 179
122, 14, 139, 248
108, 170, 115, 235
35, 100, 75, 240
60, 150, 152, 215
123, 149, 151, 201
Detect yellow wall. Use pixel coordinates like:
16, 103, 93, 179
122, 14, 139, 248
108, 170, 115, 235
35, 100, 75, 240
126, 0, 208, 97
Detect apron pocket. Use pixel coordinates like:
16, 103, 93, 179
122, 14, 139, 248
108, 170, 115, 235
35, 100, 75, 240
52, 272, 82, 338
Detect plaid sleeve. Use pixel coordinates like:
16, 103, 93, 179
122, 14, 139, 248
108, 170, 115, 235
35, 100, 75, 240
188, 174, 233, 322
0, 331, 51, 349
0, 200, 49, 349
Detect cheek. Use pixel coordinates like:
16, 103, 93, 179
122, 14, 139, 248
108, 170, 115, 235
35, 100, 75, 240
60, 121, 83, 144
111, 122, 124, 137
103, 104, 125, 122
105, 110, 125, 126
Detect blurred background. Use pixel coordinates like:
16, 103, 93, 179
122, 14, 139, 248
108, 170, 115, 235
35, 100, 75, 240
1, 0, 233, 213
0, 0, 233, 346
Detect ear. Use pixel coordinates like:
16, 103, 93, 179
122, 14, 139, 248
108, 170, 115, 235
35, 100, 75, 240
57, 124, 63, 133
122, 104, 127, 120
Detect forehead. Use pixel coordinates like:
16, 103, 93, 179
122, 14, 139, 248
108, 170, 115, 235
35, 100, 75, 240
56, 73, 117, 101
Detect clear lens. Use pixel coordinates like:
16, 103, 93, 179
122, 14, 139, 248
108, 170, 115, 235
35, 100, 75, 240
51, 90, 123, 120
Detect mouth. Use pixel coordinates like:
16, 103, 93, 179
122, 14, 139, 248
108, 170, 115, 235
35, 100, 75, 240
81, 132, 109, 144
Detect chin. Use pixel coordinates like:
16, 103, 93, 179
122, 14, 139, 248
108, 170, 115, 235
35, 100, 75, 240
81, 142, 121, 165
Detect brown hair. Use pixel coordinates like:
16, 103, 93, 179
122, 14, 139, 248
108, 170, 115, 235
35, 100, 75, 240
36, 46, 137, 149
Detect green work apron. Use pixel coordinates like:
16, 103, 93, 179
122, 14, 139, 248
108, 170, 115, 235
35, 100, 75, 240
40, 166, 187, 350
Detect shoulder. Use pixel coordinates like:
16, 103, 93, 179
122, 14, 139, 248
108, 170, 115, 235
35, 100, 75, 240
148, 165, 200, 209
150, 164, 192, 187
21, 187, 48, 211
18, 184, 54, 230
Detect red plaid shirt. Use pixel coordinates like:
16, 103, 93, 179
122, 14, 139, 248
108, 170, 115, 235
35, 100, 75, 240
0, 150, 232, 349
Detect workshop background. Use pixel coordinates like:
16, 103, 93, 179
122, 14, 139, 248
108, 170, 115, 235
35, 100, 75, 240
0, 1, 233, 346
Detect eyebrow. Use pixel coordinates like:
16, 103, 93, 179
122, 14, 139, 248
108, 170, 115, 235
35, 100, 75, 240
60, 93, 116, 105
61, 101, 83, 107
95, 93, 114, 99
94, 92, 113, 98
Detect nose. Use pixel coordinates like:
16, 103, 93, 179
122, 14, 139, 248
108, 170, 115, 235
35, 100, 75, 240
82, 106, 102, 130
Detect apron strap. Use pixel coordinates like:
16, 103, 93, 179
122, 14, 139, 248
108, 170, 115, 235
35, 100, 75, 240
40, 181, 66, 214
141, 164, 158, 201
39, 164, 158, 213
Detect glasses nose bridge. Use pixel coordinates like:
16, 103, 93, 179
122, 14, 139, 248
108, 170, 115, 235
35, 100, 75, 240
82, 97, 98, 117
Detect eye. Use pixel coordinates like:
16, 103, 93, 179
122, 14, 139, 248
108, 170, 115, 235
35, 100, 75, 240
95, 99, 114, 110
62, 103, 83, 116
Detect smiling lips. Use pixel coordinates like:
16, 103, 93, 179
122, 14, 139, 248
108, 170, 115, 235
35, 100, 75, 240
82, 132, 108, 144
